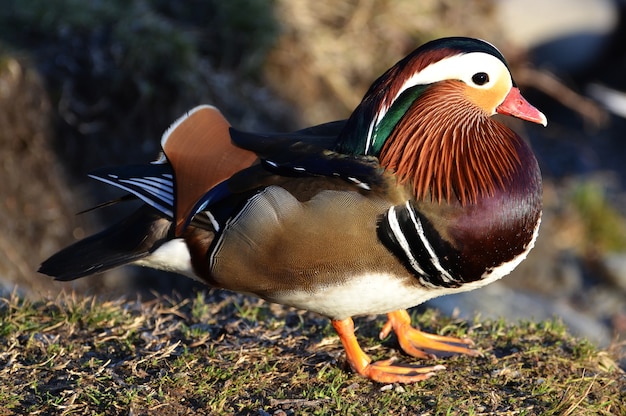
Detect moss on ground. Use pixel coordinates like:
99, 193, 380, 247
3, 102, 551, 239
0, 291, 623, 415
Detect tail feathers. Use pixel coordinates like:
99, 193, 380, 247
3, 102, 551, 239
39, 207, 172, 281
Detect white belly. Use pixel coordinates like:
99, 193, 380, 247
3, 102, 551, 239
269, 273, 436, 320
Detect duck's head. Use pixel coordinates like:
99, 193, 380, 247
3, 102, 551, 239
392, 37, 546, 124
337, 37, 546, 204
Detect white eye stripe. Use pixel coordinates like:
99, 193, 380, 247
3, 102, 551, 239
395, 52, 509, 99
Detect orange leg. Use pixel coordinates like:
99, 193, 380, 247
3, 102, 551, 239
332, 317, 445, 383
380, 309, 479, 359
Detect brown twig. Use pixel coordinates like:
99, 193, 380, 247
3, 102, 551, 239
515, 66, 609, 128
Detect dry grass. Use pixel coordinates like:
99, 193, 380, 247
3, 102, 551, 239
0, 290, 623, 415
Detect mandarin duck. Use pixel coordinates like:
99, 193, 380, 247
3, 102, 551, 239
40, 37, 546, 383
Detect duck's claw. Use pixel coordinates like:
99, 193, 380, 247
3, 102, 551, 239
332, 317, 446, 383
380, 309, 479, 359
359, 358, 446, 384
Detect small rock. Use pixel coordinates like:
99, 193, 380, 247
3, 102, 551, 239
394, 385, 406, 393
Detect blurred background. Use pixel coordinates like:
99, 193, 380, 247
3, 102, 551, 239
0, 0, 625, 358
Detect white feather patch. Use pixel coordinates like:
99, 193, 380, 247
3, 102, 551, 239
134, 239, 197, 280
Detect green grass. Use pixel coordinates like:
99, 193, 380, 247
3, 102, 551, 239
569, 180, 626, 253
0, 291, 623, 415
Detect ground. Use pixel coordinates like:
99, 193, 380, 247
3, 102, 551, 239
0, 291, 623, 415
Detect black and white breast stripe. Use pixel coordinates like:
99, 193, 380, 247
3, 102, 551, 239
378, 201, 465, 289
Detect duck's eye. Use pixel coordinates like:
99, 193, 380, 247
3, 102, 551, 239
472, 72, 489, 86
